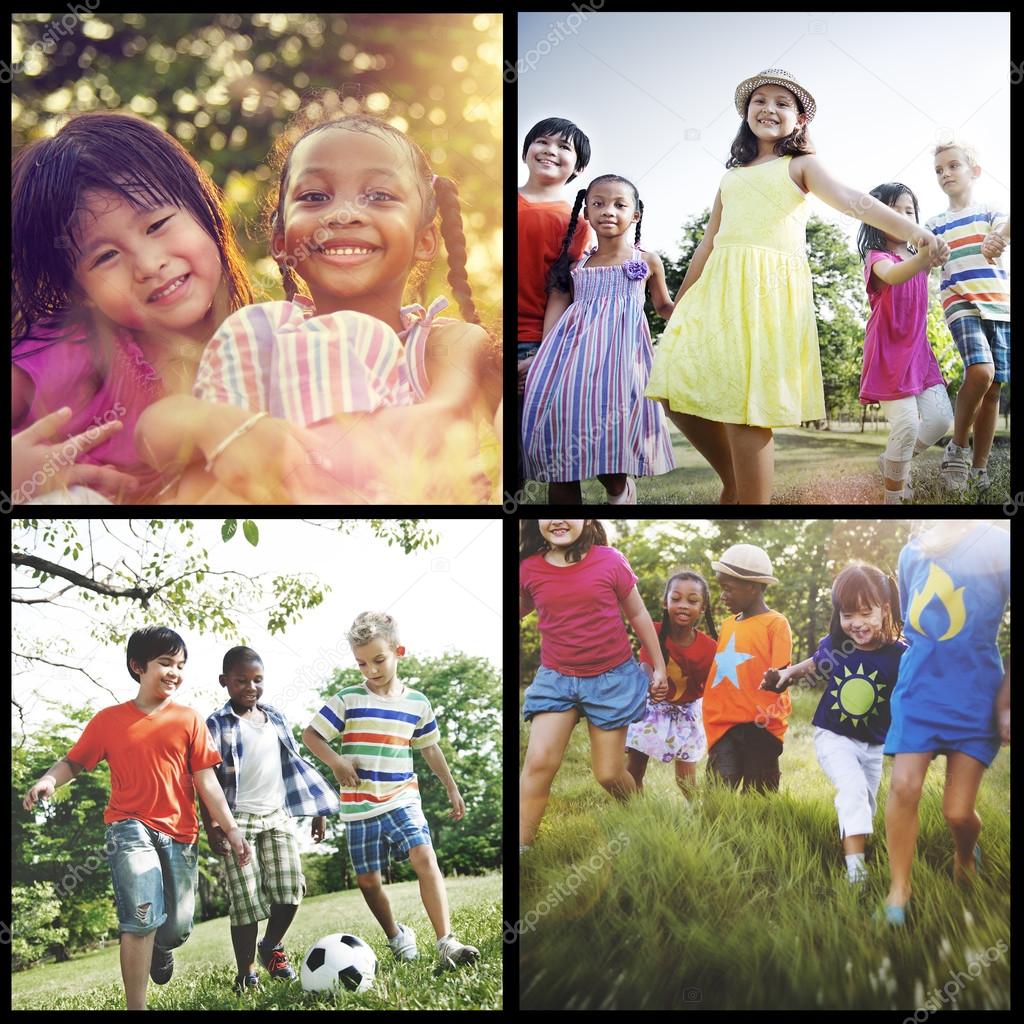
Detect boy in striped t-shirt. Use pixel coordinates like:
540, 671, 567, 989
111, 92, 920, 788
925, 140, 1010, 493
302, 612, 480, 968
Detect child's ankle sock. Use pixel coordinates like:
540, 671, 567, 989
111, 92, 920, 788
845, 853, 868, 883
884, 490, 903, 505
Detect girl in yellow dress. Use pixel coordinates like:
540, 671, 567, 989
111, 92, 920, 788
645, 69, 951, 504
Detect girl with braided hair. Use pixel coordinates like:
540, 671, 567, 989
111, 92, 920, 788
520, 174, 675, 504
184, 107, 500, 503
625, 570, 718, 796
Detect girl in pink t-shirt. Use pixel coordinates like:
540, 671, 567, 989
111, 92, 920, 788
856, 183, 953, 505
518, 519, 667, 854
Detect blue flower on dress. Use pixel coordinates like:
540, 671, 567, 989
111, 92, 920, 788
623, 259, 648, 280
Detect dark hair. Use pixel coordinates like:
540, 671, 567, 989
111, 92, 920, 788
126, 626, 188, 683
659, 571, 718, 667
266, 103, 480, 326
547, 175, 644, 294
726, 90, 814, 169
828, 563, 903, 650
519, 520, 609, 564
11, 111, 254, 348
521, 117, 591, 184
856, 182, 920, 262
222, 645, 263, 675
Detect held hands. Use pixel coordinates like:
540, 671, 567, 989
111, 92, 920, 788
913, 231, 950, 268
980, 231, 1008, 264
311, 815, 326, 843
332, 755, 361, 789
760, 667, 792, 693
649, 668, 669, 702
208, 823, 231, 857
225, 827, 252, 867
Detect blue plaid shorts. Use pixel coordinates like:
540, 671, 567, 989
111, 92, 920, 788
346, 803, 432, 877
948, 316, 1010, 382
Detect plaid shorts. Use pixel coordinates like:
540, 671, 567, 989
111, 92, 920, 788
948, 316, 1010, 382
223, 808, 305, 926
346, 803, 433, 878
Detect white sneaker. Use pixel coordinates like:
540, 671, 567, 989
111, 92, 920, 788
607, 476, 636, 504
970, 467, 991, 491
940, 441, 970, 491
436, 933, 480, 968
388, 922, 418, 961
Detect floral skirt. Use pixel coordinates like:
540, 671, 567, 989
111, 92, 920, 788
626, 697, 706, 762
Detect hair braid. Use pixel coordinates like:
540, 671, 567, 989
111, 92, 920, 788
547, 188, 587, 295
634, 199, 644, 246
433, 174, 479, 325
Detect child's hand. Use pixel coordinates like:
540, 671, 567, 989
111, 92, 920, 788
332, 755, 361, 789
226, 828, 252, 867
208, 823, 231, 857
311, 815, 326, 843
447, 785, 466, 822
517, 356, 536, 395
913, 230, 949, 265
981, 232, 1007, 263
760, 667, 790, 693
998, 706, 1010, 745
649, 669, 669, 702
11, 408, 138, 503
23, 776, 55, 811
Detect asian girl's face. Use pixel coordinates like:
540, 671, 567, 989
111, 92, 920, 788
747, 85, 806, 143
272, 127, 437, 322
839, 602, 887, 650
539, 520, 585, 548
883, 192, 917, 245
524, 132, 579, 185
73, 190, 223, 340
585, 183, 638, 240
665, 578, 705, 628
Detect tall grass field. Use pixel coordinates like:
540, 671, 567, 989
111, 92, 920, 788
12, 874, 502, 1011
518, 694, 1009, 1011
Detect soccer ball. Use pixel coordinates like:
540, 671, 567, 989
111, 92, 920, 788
300, 933, 377, 994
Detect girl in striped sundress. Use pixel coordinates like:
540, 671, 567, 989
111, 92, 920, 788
520, 174, 675, 504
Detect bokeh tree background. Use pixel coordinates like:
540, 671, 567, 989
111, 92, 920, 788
11, 12, 502, 337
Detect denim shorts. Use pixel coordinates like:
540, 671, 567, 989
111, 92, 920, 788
517, 341, 541, 363
522, 656, 649, 730
105, 818, 198, 944
948, 316, 1010, 382
346, 803, 433, 878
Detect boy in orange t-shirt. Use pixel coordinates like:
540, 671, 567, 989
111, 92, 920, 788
703, 544, 792, 792
517, 117, 591, 492
22, 626, 252, 1010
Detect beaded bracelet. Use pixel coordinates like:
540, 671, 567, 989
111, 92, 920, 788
203, 411, 268, 473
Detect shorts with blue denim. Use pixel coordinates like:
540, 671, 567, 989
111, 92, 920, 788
105, 818, 198, 945
522, 656, 649, 730
346, 803, 432, 878
518, 342, 541, 362
948, 316, 1010, 382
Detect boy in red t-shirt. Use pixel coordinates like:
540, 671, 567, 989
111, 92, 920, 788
517, 117, 591, 492
22, 626, 252, 1010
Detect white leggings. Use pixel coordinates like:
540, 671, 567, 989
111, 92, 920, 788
878, 384, 953, 481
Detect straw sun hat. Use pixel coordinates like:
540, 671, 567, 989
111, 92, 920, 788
734, 68, 816, 123
710, 543, 778, 585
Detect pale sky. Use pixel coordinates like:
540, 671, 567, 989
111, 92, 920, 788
12, 518, 501, 735
517, 11, 1011, 257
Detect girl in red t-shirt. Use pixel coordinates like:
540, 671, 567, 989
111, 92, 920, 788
625, 570, 718, 796
519, 519, 667, 853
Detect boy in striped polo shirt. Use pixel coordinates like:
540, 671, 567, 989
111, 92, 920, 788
302, 612, 480, 968
925, 140, 1010, 492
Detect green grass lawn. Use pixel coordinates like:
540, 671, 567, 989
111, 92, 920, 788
518, 695, 1010, 1010
521, 424, 1011, 505
12, 873, 502, 1010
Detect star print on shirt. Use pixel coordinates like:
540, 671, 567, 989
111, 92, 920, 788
710, 633, 754, 689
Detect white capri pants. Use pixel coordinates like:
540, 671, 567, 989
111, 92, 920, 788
878, 383, 953, 481
813, 727, 884, 837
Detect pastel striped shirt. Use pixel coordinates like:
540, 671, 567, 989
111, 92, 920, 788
193, 296, 449, 426
924, 202, 1009, 324
306, 684, 439, 821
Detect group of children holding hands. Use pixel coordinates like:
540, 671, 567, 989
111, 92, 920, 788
11, 105, 501, 505
519, 519, 1010, 925
517, 68, 1010, 505
23, 613, 478, 1010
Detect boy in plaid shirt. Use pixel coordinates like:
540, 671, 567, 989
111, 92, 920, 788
302, 611, 479, 968
203, 645, 341, 993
